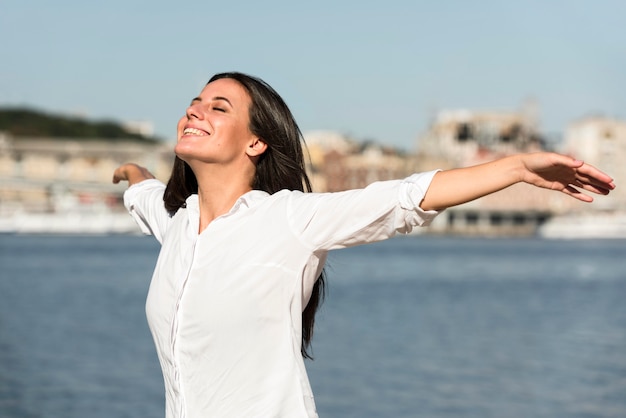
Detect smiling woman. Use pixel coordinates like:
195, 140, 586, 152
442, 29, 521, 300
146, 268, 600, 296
111, 71, 614, 418
174, 78, 264, 180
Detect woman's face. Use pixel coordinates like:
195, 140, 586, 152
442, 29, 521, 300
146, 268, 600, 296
174, 78, 261, 167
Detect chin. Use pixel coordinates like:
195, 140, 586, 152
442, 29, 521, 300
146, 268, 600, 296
174, 143, 193, 162
174, 147, 211, 168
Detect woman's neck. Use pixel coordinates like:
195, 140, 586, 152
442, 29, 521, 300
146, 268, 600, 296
194, 168, 254, 233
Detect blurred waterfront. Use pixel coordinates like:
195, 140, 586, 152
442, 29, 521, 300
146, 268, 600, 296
1, 111, 625, 237
1, 234, 624, 418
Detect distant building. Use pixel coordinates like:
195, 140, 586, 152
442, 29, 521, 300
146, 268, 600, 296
414, 107, 571, 236
0, 132, 173, 215
416, 106, 545, 169
303, 131, 357, 192
304, 131, 416, 192
562, 116, 626, 212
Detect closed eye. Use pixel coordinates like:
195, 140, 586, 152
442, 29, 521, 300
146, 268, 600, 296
212, 96, 232, 112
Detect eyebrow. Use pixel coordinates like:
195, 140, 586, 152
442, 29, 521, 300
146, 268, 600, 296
189, 96, 233, 107
212, 96, 233, 107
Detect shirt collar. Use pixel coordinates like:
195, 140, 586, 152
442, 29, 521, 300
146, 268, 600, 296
234, 190, 270, 211
184, 189, 270, 219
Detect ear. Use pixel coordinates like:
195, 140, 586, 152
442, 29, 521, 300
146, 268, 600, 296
246, 137, 267, 157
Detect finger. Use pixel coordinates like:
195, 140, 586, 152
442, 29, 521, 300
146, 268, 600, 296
575, 163, 615, 186
562, 185, 594, 202
112, 168, 125, 184
547, 153, 583, 168
574, 172, 615, 193
572, 178, 612, 196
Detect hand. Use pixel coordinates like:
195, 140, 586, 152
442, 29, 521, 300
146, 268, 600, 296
519, 153, 615, 202
112, 163, 155, 186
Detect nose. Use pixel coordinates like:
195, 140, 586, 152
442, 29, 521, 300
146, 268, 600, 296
186, 102, 203, 120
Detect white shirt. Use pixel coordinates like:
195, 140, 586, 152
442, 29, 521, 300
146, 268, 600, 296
124, 171, 440, 418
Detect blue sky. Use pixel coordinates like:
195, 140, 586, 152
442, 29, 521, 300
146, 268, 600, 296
1, 0, 624, 150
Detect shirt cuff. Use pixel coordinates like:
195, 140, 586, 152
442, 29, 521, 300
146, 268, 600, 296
123, 179, 166, 235
398, 170, 442, 227
123, 179, 165, 211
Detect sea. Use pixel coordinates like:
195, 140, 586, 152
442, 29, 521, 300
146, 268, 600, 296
0, 234, 625, 418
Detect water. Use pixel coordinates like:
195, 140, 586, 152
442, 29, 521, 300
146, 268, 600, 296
0, 235, 624, 418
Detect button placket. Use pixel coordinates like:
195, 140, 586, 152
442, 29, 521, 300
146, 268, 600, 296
169, 236, 198, 418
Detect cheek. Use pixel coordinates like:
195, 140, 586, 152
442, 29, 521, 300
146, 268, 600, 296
176, 117, 186, 137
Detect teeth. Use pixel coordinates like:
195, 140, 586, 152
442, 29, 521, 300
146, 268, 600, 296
183, 127, 208, 136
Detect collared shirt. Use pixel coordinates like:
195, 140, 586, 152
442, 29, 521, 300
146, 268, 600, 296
124, 171, 440, 418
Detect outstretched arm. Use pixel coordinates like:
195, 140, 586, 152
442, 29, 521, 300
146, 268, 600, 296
420, 153, 615, 211
112, 163, 169, 241
112, 163, 155, 186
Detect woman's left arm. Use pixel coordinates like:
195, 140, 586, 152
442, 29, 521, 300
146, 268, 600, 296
420, 152, 616, 211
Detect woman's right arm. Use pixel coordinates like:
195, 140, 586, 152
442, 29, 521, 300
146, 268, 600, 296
112, 163, 155, 186
112, 163, 170, 242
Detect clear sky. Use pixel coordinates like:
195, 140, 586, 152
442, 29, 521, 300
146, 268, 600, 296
1, 0, 624, 150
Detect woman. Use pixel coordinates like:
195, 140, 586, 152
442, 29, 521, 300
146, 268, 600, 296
113, 72, 614, 418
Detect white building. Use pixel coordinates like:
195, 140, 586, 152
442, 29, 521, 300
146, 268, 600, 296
562, 116, 626, 212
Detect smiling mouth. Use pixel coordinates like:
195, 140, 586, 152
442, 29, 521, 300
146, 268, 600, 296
183, 127, 209, 136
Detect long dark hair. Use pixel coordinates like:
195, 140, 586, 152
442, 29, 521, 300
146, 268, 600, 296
163, 72, 325, 359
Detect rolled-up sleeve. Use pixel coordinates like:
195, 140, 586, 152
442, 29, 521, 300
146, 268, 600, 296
123, 179, 170, 243
396, 171, 441, 229
287, 170, 441, 251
